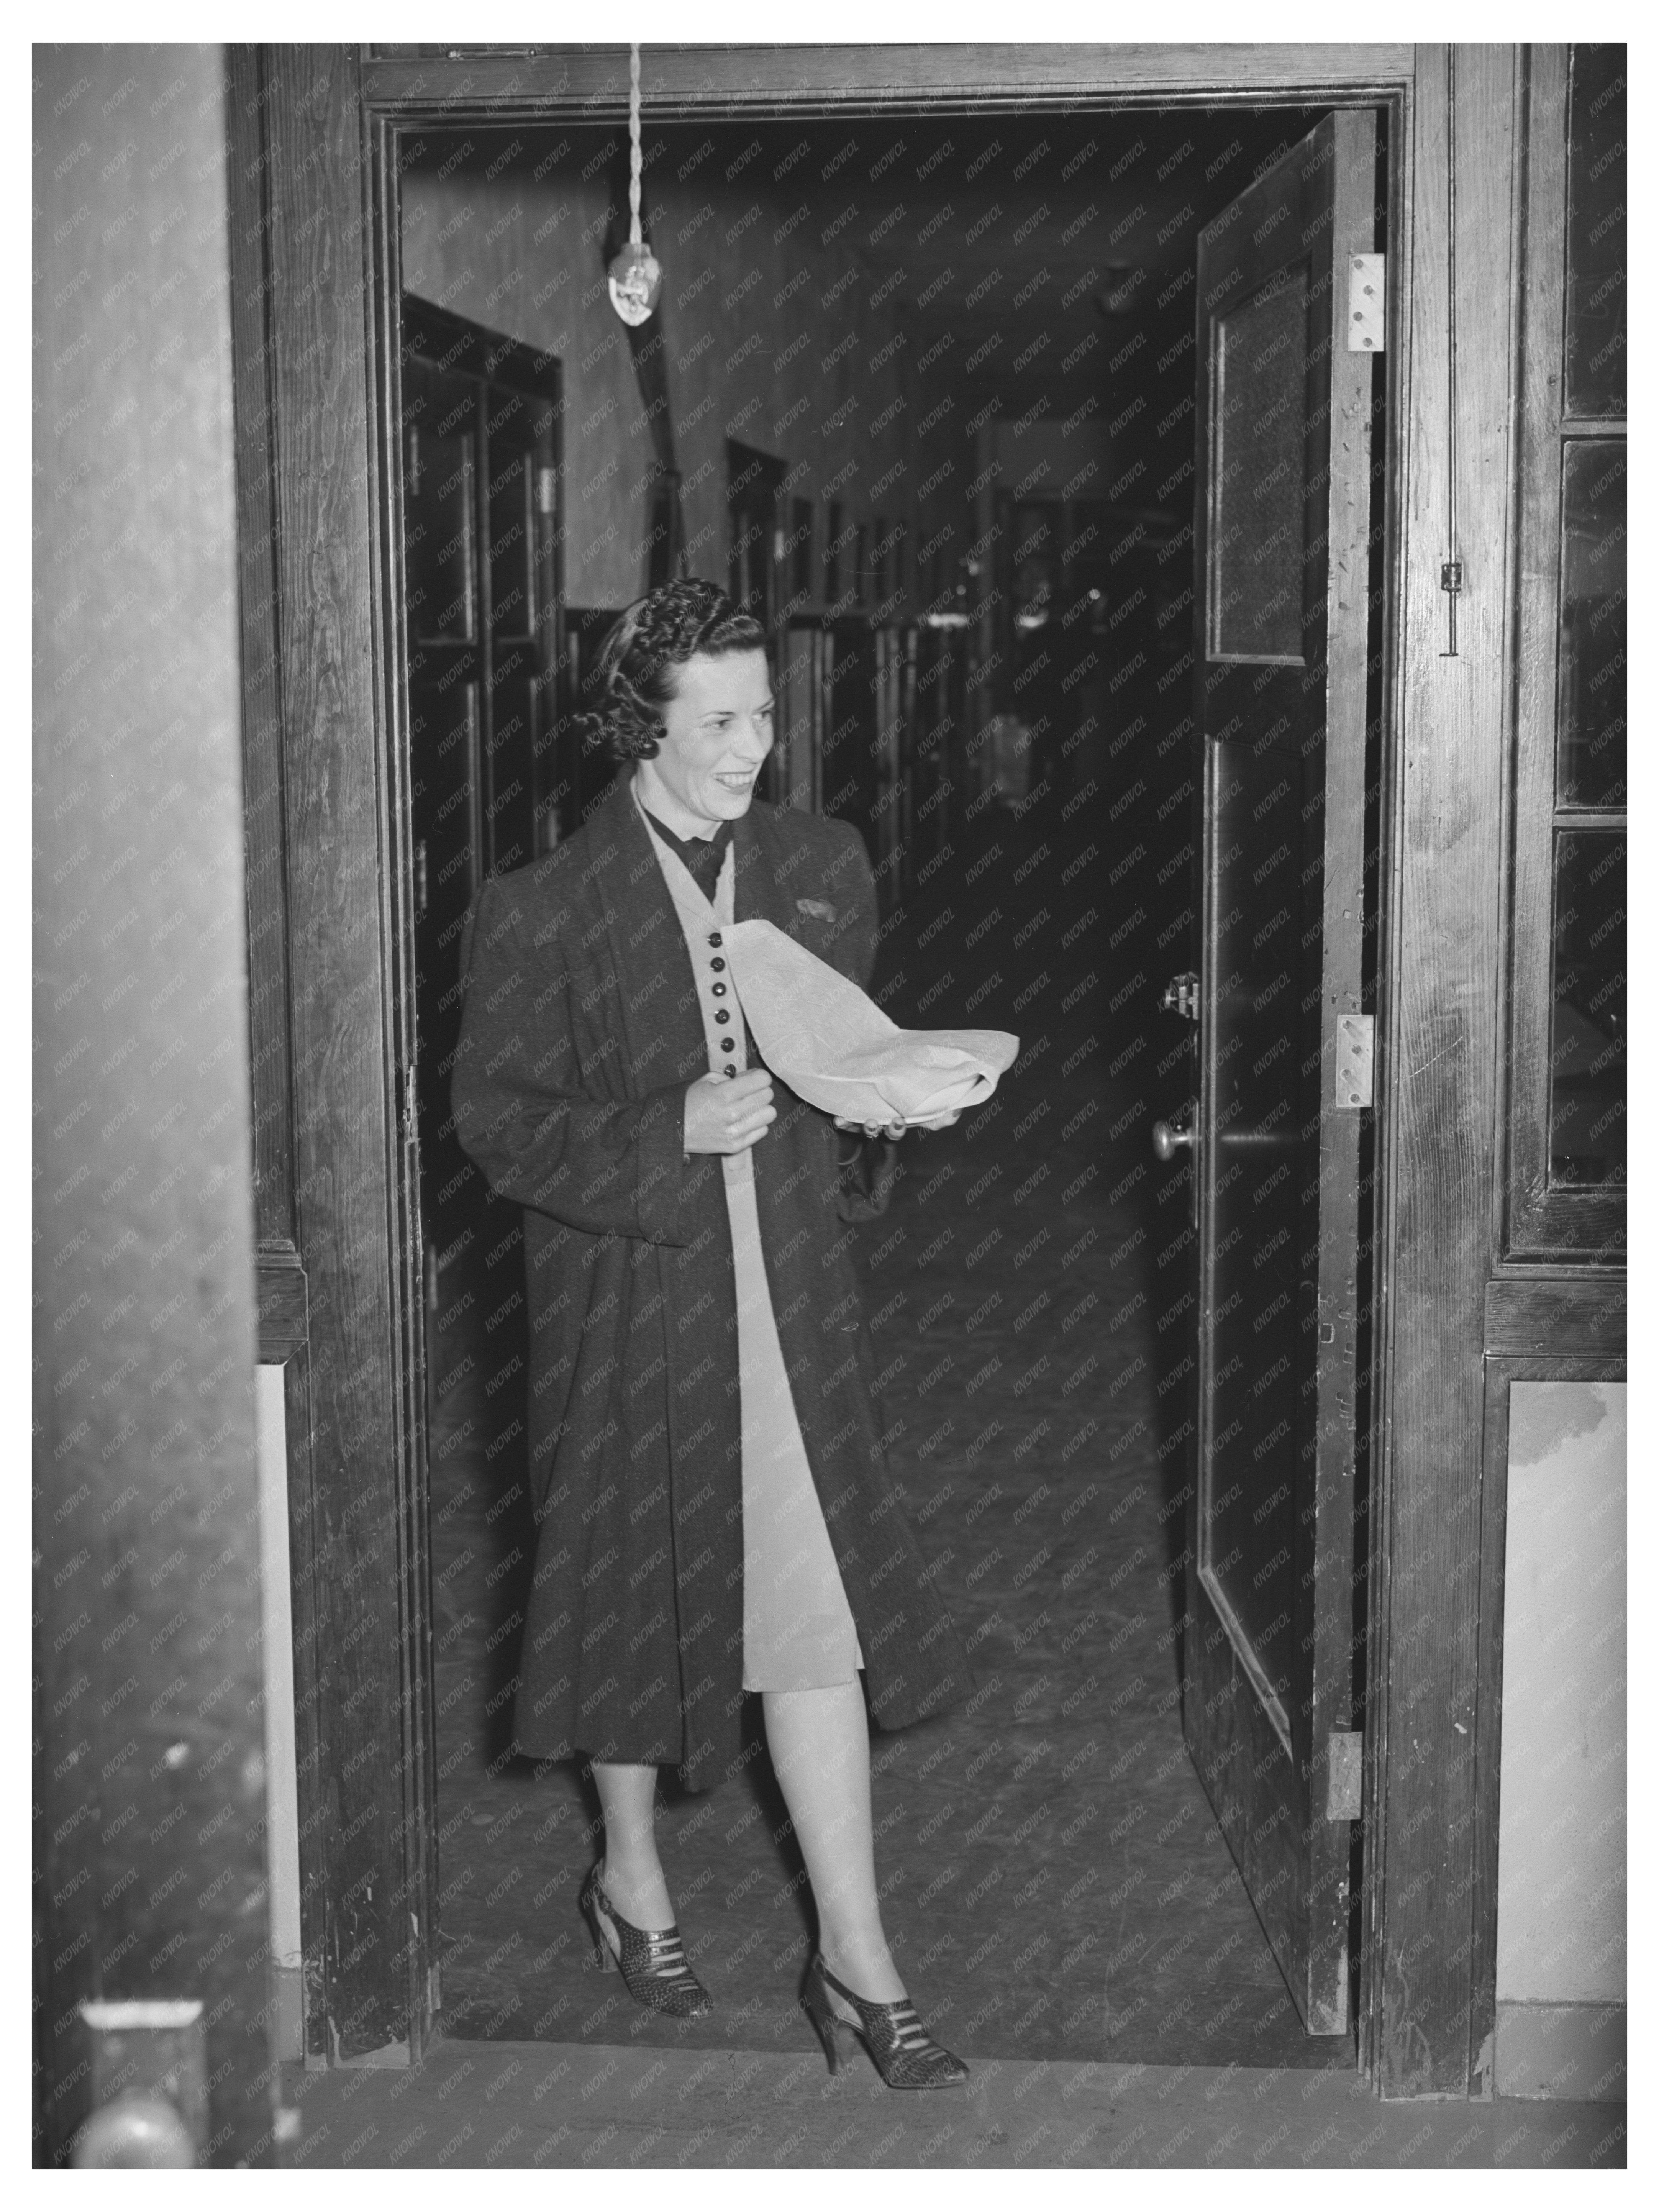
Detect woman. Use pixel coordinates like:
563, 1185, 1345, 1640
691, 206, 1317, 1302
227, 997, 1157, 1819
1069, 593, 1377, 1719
451, 580, 973, 2089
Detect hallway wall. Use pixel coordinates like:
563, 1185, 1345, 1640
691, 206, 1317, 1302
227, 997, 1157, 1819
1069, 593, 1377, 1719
1494, 1381, 1626, 2098
33, 41, 273, 2165
402, 130, 963, 608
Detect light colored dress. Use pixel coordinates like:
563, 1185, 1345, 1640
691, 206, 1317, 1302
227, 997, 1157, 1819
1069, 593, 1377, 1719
636, 796, 865, 1693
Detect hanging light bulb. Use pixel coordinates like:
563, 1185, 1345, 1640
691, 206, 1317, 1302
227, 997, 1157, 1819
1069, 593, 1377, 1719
607, 43, 663, 327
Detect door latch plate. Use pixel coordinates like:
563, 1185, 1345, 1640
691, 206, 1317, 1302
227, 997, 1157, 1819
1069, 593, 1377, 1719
1334, 1013, 1373, 1108
1348, 254, 1385, 351
1326, 1730, 1363, 1820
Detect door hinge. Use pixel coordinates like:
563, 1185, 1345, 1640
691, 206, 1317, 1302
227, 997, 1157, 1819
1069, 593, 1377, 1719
1334, 1012, 1373, 1108
1348, 254, 1385, 351
1326, 1730, 1364, 1820
399, 1064, 418, 1142
1161, 971, 1200, 1021
534, 464, 557, 518
413, 837, 428, 922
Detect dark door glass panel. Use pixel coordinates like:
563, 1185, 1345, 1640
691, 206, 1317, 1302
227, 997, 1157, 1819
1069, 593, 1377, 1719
409, 672, 480, 911
405, 439, 477, 645
1208, 267, 1309, 662
487, 448, 534, 641
1565, 44, 1627, 416
1200, 730, 1320, 1722
1549, 830, 1625, 1189
823, 624, 881, 864
409, 674, 481, 1254
1011, 499, 1059, 622
562, 606, 625, 826
789, 497, 813, 606
1556, 440, 1626, 806
486, 656, 537, 877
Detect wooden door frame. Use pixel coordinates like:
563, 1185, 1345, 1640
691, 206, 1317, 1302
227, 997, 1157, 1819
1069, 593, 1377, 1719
229, 40, 1563, 2096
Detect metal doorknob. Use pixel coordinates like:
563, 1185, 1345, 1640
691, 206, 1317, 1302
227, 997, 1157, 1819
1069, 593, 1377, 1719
1152, 1115, 1195, 1161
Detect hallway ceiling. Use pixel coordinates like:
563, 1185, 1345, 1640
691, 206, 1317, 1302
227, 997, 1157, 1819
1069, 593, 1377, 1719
645, 108, 1321, 422
415, 102, 1328, 436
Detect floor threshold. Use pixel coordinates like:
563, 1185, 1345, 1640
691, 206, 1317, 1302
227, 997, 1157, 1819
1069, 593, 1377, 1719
282, 2035, 1625, 2168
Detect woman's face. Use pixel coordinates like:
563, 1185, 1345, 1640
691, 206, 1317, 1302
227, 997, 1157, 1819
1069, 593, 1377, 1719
643, 649, 775, 827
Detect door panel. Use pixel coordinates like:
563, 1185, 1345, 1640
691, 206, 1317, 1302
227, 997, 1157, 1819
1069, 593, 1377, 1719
824, 621, 881, 862
409, 673, 479, 1264
1209, 270, 1311, 661
486, 654, 538, 875
1173, 108, 1378, 2037
399, 310, 561, 1306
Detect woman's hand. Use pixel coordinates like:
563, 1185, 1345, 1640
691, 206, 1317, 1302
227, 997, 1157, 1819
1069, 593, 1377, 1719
685, 1069, 775, 1154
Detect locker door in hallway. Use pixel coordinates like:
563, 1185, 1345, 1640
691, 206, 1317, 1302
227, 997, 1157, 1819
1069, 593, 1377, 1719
1166, 109, 1379, 2037
399, 300, 561, 1293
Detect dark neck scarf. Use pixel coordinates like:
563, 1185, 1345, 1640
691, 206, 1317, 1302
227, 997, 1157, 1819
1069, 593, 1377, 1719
639, 804, 733, 900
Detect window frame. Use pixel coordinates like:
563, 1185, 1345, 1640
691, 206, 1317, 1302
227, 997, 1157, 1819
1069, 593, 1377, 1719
1500, 44, 1626, 1259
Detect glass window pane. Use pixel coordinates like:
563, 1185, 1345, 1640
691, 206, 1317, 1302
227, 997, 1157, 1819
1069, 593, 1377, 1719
1013, 500, 1060, 621
487, 448, 533, 640
403, 366, 477, 648
789, 497, 813, 601
1556, 441, 1626, 806
1208, 266, 1308, 661
1566, 44, 1626, 416
1549, 830, 1625, 1189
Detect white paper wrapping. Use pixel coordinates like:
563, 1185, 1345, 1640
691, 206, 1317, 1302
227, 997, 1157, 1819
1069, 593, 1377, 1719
722, 918, 1018, 1127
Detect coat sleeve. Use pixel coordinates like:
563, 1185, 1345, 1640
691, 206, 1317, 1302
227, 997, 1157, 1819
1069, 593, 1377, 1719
820, 824, 899, 1224
450, 874, 689, 1245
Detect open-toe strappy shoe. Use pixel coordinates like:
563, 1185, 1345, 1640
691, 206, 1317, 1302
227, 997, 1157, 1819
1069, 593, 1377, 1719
802, 1952, 969, 2089
579, 1866, 713, 2019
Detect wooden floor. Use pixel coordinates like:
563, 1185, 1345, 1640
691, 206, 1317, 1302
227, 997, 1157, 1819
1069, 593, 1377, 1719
281, 2037, 1626, 2169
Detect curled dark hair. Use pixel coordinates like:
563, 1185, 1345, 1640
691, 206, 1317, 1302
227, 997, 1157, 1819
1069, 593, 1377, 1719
573, 579, 767, 763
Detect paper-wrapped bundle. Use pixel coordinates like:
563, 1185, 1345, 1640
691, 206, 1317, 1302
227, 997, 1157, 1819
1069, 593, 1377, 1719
723, 918, 1019, 1127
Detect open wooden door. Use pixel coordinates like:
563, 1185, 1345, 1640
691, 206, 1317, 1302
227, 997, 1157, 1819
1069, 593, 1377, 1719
1157, 110, 1379, 2037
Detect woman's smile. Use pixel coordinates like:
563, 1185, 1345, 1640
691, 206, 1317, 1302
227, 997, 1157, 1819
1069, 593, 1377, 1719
632, 648, 775, 835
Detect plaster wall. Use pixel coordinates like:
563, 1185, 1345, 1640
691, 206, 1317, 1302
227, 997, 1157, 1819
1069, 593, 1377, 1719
33, 39, 272, 2163
1495, 1380, 1626, 2011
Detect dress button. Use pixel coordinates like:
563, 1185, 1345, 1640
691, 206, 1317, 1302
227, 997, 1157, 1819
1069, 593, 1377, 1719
715, 1010, 731, 1026
712, 982, 726, 997
710, 956, 726, 971
708, 931, 723, 948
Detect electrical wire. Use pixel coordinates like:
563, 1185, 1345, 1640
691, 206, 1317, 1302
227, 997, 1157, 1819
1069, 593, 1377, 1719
628, 43, 643, 248
1442, 45, 1462, 656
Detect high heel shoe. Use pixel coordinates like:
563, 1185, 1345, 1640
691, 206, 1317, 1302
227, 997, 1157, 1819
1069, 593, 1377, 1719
801, 1953, 969, 2090
579, 1865, 713, 2020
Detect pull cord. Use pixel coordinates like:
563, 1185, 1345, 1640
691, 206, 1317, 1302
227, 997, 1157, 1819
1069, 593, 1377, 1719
1441, 46, 1462, 656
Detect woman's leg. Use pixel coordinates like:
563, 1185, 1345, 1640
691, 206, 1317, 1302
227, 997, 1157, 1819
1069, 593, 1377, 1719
590, 1761, 674, 1928
762, 1681, 906, 2002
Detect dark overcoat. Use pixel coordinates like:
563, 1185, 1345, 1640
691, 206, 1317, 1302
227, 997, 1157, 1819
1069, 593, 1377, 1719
450, 775, 973, 1788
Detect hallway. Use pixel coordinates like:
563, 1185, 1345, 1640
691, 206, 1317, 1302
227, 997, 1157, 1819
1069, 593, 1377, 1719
423, 773, 1350, 2073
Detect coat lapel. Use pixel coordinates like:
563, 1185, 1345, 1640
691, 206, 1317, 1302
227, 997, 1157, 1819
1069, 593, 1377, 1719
733, 800, 796, 935
585, 774, 708, 1094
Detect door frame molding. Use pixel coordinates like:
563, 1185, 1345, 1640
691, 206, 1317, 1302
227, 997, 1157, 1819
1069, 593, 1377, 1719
229, 40, 1540, 2096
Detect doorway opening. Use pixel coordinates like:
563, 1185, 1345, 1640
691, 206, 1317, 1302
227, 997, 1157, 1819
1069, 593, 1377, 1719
379, 88, 1393, 2071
